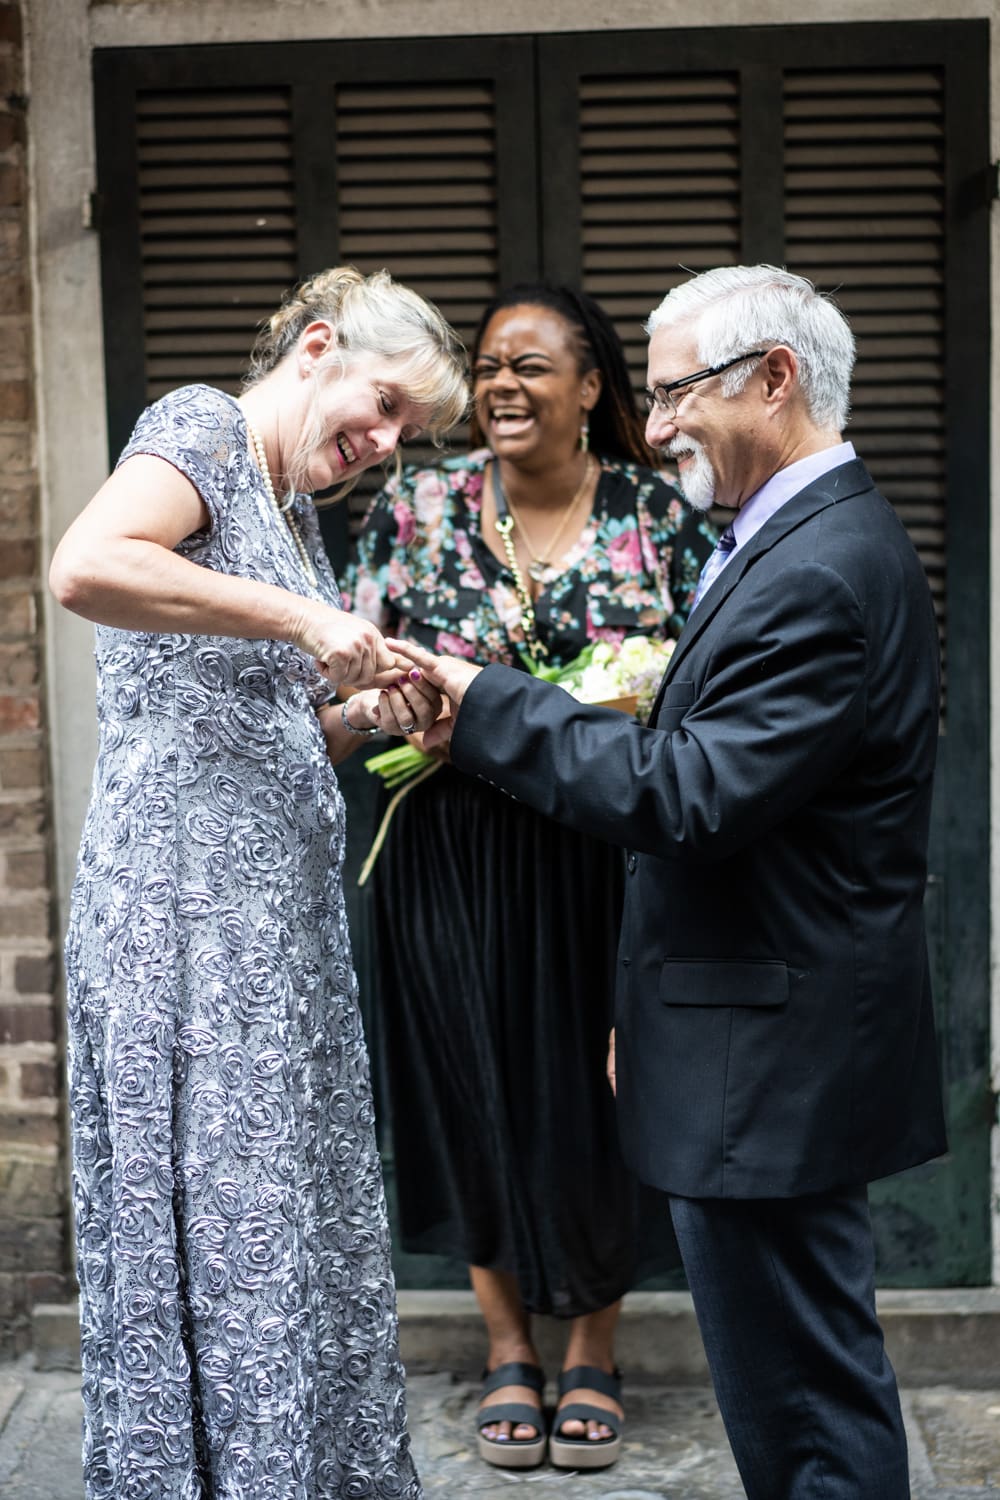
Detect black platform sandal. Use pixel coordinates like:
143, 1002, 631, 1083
548, 1364, 623, 1470
476, 1360, 547, 1469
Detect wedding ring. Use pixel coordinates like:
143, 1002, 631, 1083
399, 721, 417, 735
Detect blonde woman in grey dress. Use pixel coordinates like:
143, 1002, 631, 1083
49, 268, 467, 1500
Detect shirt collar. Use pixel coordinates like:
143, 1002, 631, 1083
731, 441, 857, 550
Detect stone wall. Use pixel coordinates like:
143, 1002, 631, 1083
0, 0, 72, 1357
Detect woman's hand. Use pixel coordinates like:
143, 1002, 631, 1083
289, 599, 406, 688
349, 669, 444, 737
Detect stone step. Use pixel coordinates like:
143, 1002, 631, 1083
397, 1289, 1000, 1389
33, 1288, 1000, 1386
31, 1305, 79, 1374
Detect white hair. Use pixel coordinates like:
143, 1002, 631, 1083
645, 265, 855, 431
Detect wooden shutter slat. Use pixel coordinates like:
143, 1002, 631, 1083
786, 69, 942, 93
581, 76, 740, 101
138, 117, 291, 141
335, 84, 494, 109
338, 182, 495, 206
139, 144, 293, 166
785, 119, 943, 142
337, 111, 495, 136
339, 206, 496, 231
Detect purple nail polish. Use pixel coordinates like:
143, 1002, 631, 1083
409, 669, 422, 682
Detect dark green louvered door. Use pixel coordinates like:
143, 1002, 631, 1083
94, 18, 990, 1286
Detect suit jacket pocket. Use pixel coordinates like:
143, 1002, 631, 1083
659, 958, 789, 1008
655, 678, 696, 731
663, 679, 696, 708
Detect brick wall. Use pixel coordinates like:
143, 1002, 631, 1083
0, 0, 73, 1356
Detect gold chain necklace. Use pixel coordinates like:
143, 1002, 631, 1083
501, 455, 596, 583
493, 510, 546, 663
245, 417, 318, 589
490, 457, 597, 665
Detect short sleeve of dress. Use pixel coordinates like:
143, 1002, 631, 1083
342, 469, 414, 630
116, 384, 244, 534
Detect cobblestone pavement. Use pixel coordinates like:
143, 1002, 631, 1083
2, 1362, 999, 1497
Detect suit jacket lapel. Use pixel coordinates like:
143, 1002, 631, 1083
649, 458, 876, 721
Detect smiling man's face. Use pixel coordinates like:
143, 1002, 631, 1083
645, 325, 762, 512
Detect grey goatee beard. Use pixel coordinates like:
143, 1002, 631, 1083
669, 437, 715, 512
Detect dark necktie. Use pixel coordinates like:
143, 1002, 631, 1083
691, 525, 737, 611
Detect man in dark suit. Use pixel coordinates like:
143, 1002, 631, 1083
392, 265, 946, 1498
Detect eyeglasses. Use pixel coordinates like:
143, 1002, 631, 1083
644, 350, 769, 418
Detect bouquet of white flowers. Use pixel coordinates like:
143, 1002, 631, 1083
526, 632, 674, 722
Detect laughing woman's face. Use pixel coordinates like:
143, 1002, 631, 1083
295, 349, 428, 492
472, 305, 599, 470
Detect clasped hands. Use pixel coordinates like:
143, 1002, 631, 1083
385, 638, 482, 748
338, 638, 482, 740
304, 602, 480, 739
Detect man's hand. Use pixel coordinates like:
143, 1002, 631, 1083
408, 703, 453, 763
386, 638, 483, 709
607, 1028, 616, 1097
422, 714, 456, 757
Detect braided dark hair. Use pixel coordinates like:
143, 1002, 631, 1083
468, 283, 652, 466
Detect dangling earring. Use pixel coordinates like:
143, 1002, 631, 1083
580, 417, 590, 453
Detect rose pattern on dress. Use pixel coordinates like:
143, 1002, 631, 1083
343, 448, 716, 670
65, 384, 421, 1499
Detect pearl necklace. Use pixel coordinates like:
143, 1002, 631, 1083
245, 417, 318, 589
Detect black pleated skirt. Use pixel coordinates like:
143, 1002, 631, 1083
369, 765, 677, 1318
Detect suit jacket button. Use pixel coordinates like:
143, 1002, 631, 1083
622, 956, 631, 967
626, 853, 637, 873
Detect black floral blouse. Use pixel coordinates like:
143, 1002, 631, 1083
343, 447, 715, 670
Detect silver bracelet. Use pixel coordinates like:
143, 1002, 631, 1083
341, 698, 380, 737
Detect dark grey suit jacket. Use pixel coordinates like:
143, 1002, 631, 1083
451, 459, 947, 1199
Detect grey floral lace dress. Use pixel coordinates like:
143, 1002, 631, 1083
64, 385, 421, 1500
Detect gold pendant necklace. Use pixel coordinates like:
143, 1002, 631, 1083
489, 456, 597, 665
245, 417, 319, 590
502, 454, 595, 583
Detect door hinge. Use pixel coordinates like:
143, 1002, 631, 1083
82, 191, 101, 232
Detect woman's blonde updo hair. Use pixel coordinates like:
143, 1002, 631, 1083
244, 266, 468, 492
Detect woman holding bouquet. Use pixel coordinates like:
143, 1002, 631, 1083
346, 285, 714, 1471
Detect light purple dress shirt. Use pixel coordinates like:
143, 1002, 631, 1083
719, 440, 857, 572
